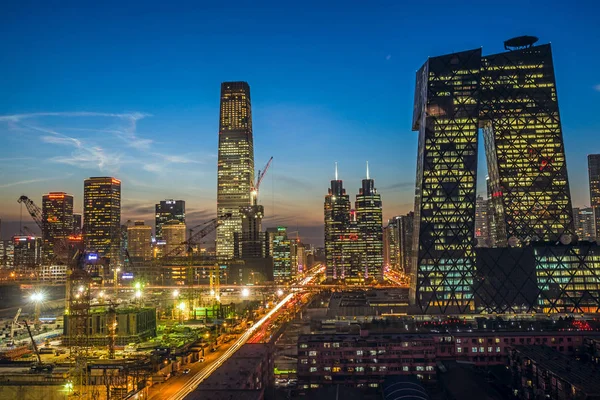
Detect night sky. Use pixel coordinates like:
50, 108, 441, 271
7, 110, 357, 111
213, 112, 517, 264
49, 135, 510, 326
1, 1, 599, 245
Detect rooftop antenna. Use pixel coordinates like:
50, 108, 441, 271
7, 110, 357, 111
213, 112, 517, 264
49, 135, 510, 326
366, 161, 370, 180
335, 162, 338, 180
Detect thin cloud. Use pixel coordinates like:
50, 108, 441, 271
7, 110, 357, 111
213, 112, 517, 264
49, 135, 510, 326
0, 111, 150, 123
0, 174, 72, 189
595, 84, 600, 92
386, 54, 392, 61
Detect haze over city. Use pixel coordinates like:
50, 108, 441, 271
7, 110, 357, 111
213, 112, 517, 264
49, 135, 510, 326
2, 1, 600, 246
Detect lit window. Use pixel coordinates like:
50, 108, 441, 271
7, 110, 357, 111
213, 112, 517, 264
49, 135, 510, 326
496, 347, 501, 353
310, 367, 317, 372
333, 343, 340, 348
457, 347, 462, 353
472, 347, 477, 353
356, 350, 363, 356
402, 366, 409, 371
332, 367, 341, 373
323, 343, 331, 348
309, 351, 317, 357
456, 338, 462, 344
416, 366, 424, 371
301, 359, 308, 364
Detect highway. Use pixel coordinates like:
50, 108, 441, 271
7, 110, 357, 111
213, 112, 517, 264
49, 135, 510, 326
166, 264, 324, 400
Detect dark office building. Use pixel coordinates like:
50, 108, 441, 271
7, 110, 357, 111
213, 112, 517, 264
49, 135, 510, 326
589, 154, 600, 243
411, 38, 575, 313
216, 82, 255, 260
83, 177, 121, 262
73, 213, 82, 234
236, 205, 265, 259
41, 192, 74, 261
155, 199, 185, 240
355, 164, 383, 281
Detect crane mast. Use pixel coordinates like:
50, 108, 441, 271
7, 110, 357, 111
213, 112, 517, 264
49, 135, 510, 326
251, 156, 273, 206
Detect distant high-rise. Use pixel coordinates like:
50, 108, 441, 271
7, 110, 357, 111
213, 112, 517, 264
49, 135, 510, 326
217, 82, 255, 259
83, 177, 121, 262
236, 205, 265, 259
355, 163, 383, 281
73, 213, 82, 234
268, 227, 292, 283
573, 207, 596, 242
127, 221, 152, 260
324, 165, 351, 280
411, 39, 574, 313
41, 192, 74, 260
155, 200, 185, 240
162, 220, 186, 257
13, 235, 42, 268
384, 213, 414, 274
589, 155, 600, 242
475, 195, 491, 247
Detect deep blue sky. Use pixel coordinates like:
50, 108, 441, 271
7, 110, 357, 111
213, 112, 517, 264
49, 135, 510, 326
1, 1, 599, 244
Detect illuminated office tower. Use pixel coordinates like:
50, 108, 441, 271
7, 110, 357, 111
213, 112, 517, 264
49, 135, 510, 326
482, 40, 575, 245
573, 207, 596, 242
355, 163, 383, 281
83, 177, 121, 262
13, 235, 42, 268
412, 37, 576, 313
411, 48, 481, 313
155, 200, 185, 240
127, 221, 152, 260
42, 192, 74, 260
324, 165, 352, 280
474, 195, 491, 247
163, 220, 186, 257
270, 227, 292, 283
589, 154, 600, 242
216, 82, 255, 259
385, 212, 414, 273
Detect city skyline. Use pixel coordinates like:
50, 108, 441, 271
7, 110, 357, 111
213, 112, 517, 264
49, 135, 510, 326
2, 2, 600, 246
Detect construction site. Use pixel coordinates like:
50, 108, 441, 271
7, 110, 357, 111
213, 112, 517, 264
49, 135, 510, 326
0, 169, 284, 400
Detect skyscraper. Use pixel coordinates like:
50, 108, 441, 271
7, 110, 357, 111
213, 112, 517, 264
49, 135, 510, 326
236, 205, 265, 259
324, 165, 351, 280
127, 221, 152, 260
217, 82, 255, 260
589, 154, 600, 242
483, 41, 574, 245
83, 177, 121, 263
42, 192, 74, 261
155, 200, 185, 240
474, 195, 491, 247
269, 227, 292, 283
355, 163, 383, 281
163, 220, 186, 257
411, 38, 574, 313
127, 221, 153, 280
573, 207, 596, 242
384, 212, 415, 274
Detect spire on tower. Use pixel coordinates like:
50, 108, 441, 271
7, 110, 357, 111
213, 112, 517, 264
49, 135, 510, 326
366, 161, 370, 180
335, 162, 338, 180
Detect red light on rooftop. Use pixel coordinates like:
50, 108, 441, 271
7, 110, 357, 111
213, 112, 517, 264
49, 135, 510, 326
111, 178, 121, 185
47, 194, 65, 199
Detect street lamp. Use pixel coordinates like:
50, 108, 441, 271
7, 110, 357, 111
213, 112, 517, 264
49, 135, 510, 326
241, 288, 250, 298
30, 292, 45, 328
177, 301, 186, 324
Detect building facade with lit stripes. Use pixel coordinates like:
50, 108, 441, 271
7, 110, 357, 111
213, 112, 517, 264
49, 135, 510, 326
41, 192, 74, 261
216, 82, 255, 260
83, 177, 121, 263
411, 40, 575, 313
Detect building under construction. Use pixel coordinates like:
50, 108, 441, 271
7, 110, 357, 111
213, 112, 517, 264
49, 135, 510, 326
63, 306, 156, 346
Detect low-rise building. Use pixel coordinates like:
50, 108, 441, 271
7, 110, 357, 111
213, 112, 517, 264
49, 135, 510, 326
509, 345, 600, 399
186, 343, 273, 400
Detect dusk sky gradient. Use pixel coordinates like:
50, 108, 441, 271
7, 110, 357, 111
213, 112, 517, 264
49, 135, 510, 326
1, 1, 599, 245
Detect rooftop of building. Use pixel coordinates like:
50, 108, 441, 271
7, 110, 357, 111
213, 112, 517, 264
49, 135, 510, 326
513, 345, 600, 394
190, 344, 270, 392
438, 362, 508, 400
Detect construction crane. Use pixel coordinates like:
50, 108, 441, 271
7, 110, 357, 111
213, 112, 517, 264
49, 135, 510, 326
251, 156, 273, 206
163, 214, 232, 259
8, 308, 22, 346
17, 195, 43, 232
23, 319, 53, 372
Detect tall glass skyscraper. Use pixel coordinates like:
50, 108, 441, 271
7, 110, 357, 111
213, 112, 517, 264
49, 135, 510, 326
217, 82, 255, 260
411, 39, 575, 313
589, 154, 600, 242
324, 166, 351, 280
83, 177, 121, 262
42, 192, 74, 261
155, 199, 185, 240
355, 164, 383, 281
